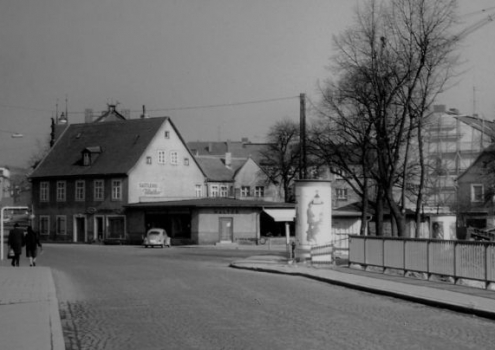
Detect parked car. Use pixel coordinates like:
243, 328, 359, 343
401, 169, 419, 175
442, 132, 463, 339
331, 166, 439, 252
143, 228, 171, 248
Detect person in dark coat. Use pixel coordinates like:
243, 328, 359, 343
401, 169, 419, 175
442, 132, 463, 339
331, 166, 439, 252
8, 223, 25, 267
25, 226, 42, 267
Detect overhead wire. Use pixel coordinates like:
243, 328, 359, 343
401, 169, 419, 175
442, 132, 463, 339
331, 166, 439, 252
0, 95, 299, 116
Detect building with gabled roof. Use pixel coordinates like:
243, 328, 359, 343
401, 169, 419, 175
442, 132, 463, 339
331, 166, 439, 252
424, 105, 495, 211
30, 116, 207, 243
456, 144, 495, 232
30, 112, 292, 245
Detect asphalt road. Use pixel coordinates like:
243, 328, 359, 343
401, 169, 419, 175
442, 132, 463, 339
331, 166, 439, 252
39, 244, 495, 350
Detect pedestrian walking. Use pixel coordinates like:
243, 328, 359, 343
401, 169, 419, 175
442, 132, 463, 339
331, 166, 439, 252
25, 226, 42, 266
8, 223, 25, 267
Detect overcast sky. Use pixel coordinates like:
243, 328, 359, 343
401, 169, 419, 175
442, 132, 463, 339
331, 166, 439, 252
1, 0, 494, 168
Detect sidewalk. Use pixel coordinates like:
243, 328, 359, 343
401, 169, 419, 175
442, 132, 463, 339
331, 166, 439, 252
230, 255, 495, 320
0, 266, 64, 350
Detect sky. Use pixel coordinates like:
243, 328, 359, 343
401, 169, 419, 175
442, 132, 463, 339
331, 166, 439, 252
1, 0, 494, 168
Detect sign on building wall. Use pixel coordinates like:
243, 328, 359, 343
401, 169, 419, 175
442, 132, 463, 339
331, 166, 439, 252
138, 182, 163, 196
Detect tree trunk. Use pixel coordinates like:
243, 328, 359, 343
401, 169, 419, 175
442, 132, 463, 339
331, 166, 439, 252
360, 177, 369, 236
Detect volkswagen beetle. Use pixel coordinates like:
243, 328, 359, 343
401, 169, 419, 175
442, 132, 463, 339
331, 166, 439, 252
143, 228, 171, 248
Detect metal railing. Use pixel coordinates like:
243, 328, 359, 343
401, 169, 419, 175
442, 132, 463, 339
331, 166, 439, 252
309, 233, 353, 265
311, 243, 334, 266
348, 235, 495, 289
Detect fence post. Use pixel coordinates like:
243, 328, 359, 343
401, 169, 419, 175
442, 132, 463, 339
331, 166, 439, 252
453, 241, 457, 285
382, 236, 385, 269
364, 236, 367, 267
403, 239, 406, 276
427, 240, 430, 281
485, 244, 489, 290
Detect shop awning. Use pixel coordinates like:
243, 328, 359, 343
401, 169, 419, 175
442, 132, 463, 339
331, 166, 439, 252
263, 208, 295, 222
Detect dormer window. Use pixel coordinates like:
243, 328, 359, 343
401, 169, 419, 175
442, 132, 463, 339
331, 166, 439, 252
83, 152, 91, 166
82, 146, 102, 166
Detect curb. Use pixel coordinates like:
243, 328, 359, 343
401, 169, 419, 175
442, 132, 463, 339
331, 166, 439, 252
230, 262, 495, 320
47, 270, 65, 350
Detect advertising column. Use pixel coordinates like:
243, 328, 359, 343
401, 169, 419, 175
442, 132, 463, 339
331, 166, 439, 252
295, 180, 332, 261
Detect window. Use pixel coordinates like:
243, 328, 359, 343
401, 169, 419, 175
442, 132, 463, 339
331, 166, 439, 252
107, 216, 126, 238
94, 180, 104, 201
241, 186, 250, 197
40, 182, 49, 202
146, 156, 152, 164
39, 216, 50, 235
220, 185, 228, 197
112, 179, 122, 201
170, 151, 178, 165
195, 184, 203, 198
75, 180, 85, 201
56, 216, 66, 235
184, 157, 189, 166
164, 131, 170, 139
211, 185, 219, 197
56, 181, 66, 202
157, 150, 166, 164
336, 188, 348, 201
471, 184, 484, 202
83, 152, 91, 166
331, 167, 344, 179
254, 186, 264, 198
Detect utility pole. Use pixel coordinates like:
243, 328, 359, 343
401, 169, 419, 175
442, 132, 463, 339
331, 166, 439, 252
299, 93, 307, 179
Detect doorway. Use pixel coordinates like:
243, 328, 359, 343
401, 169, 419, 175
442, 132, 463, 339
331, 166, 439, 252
75, 216, 86, 242
219, 217, 233, 242
95, 216, 105, 241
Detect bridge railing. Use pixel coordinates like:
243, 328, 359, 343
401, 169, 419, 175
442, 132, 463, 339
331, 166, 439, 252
348, 235, 495, 289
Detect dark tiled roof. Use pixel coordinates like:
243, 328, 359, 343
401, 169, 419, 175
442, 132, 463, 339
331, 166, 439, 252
126, 197, 294, 208
230, 158, 247, 173
30, 117, 167, 178
457, 143, 495, 181
187, 141, 268, 163
195, 156, 234, 181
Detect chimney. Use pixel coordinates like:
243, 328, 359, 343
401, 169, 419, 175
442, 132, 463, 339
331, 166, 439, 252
84, 109, 94, 123
225, 152, 232, 169
140, 105, 148, 119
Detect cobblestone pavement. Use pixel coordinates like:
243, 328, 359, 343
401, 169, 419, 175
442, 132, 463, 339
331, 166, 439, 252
43, 245, 495, 350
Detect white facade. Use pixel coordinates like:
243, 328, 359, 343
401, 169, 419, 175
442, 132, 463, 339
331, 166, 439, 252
128, 119, 205, 203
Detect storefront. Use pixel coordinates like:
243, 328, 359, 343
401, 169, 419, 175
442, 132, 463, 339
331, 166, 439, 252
126, 198, 295, 245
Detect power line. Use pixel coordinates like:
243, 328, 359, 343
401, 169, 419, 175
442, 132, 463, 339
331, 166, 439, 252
142, 96, 300, 113
0, 95, 299, 116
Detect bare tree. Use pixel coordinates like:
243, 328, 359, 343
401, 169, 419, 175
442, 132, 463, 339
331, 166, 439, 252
28, 137, 51, 171
259, 119, 301, 202
312, 0, 459, 237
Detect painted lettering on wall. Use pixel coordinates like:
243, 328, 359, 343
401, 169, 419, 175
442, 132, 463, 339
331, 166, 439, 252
138, 182, 162, 196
